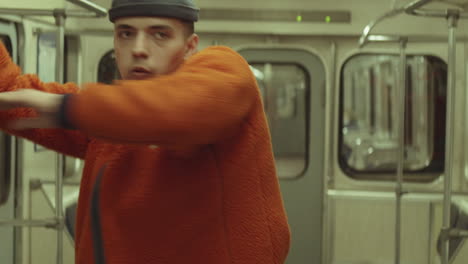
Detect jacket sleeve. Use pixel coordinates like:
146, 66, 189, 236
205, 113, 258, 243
64, 46, 257, 146
0, 42, 89, 159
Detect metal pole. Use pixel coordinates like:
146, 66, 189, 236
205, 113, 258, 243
0, 4, 106, 264
66, 0, 107, 16
404, 0, 468, 18
54, 11, 65, 264
449, 229, 468, 237
441, 10, 459, 264
0, 6, 106, 18
55, 12, 65, 85
428, 202, 435, 264
0, 219, 57, 228
325, 40, 337, 264
395, 37, 407, 264
0, 8, 55, 16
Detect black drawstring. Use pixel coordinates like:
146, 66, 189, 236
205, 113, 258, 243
91, 165, 107, 264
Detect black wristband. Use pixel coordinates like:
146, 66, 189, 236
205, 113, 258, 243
58, 94, 77, 130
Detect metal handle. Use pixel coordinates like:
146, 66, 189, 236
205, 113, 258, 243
404, 0, 433, 16
66, 0, 107, 17
359, 7, 406, 48
359, 0, 468, 48
404, 0, 468, 18
449, 229, 468, 238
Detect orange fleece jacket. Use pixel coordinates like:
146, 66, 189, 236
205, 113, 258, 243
0, 43, 290, 263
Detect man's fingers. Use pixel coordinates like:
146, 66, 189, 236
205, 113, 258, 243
0, 89, 63, 114
0, 90, 64, 129
8, 115, 58, 130
0, 89, 37, 110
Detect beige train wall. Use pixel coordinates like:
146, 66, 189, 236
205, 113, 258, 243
2, 0, 468, 264
1, 0, 456, 37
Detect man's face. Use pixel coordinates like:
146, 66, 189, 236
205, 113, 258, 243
113, 16, 198, 80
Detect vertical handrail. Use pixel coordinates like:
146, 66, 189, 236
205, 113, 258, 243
359, 1, 468, 264
325, 40, 337, 264
54, 12, 65, 264
395, 37, 408, 264
441, 10, 459, 264
428, 202, 435, 264
358, 34, 409, 264
0, 2, 107, 264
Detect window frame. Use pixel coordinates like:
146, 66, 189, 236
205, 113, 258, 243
0, 34, 13, 206
0, 35, 12, 58
249, 61, 311, 179
338, 52, 447, 182
97, 49, 120, 84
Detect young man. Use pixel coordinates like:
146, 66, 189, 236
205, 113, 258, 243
0, 0, 290, 263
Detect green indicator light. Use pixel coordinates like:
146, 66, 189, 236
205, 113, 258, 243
296, 15, 302, 22
325, 16, 331, 23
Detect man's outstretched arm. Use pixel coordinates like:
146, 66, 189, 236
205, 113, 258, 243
0, 42, 89, 159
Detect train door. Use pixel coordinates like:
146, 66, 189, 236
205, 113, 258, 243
0, 19, 18, 264
238, 48, 326, 264
328, 38, 457, 264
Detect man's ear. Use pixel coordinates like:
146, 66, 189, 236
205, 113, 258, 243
184, 34, 199, 59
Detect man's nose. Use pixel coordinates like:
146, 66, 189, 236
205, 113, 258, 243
132, 33, 149, 58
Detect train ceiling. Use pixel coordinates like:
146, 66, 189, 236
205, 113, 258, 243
434, 0, 468, 9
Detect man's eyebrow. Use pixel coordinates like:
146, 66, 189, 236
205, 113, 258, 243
148, 25, 173, 31
115, 24, 173, 31
115, 24, 135, 30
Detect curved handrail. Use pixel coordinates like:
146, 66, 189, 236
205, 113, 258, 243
404, 0, 464, 17
404, 0, 433, 15
360, 3, 466, 264
359, 0, 468, 48
358, 7, 406, 48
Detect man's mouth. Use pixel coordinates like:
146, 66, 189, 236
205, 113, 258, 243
129, 67, 153, 79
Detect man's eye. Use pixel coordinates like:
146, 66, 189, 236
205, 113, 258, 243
154, 32, 168, 40
119, 31, 133, 38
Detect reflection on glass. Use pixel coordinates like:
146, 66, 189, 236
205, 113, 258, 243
0, 36, 12, 205
250, 63, 308, 179
37, 32, 57, 83
0, 36, 12, 58
340, 54, 446, 178
98, 50, 121, 84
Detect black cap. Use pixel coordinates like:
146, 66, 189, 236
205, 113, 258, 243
108, 0, 199, 22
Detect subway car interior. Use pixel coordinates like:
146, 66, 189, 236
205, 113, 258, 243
2, 0, 468, 263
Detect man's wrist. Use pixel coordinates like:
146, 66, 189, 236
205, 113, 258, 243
57, 94, 77, 130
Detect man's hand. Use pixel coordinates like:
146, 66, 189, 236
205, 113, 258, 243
0, 89, 64, 130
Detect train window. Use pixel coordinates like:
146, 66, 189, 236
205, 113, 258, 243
250, 63, 309, 178
37, 32, 57, 83
64, 36, 80, 83
0, 35, 12, 57
0, 35, 13, 205
98, 50, 120, 84
339, 54, 447, 182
